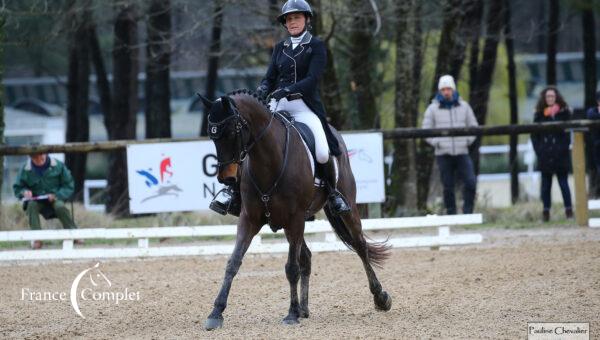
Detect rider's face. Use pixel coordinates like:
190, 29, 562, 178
285, 13, 306, 36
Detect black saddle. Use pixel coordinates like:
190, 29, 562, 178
275, 111, 317, 165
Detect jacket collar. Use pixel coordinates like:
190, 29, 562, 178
283, 31, 313, 47
24, 157, 57, 171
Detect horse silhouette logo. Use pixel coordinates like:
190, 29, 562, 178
347, 148, 373, 163
136, 155, 183, 203
70, 262, 111, 319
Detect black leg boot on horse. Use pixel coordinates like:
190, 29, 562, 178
209, 183, 241, 217
319, 155, 351, 215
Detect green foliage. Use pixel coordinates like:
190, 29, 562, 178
367, 30, 531, 147
3, 0, 69, 76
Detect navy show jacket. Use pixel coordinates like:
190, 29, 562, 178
260, 31, 340, 156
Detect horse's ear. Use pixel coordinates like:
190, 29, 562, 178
221, 96, 233, 110
196, 92, 214, 109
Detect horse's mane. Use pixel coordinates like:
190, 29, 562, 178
227, 89, 271, 113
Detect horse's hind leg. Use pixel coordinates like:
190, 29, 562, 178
204, 214, 259, 330
298, 239, 312, 318
282, 220, 305, 324
324, 205, 392, 311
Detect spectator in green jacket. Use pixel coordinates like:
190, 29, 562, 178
13, 152, 79, 249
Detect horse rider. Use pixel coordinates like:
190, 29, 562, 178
210, 0, 350, 217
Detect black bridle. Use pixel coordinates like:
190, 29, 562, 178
207, 96, 292, 229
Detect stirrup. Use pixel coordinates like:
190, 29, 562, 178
328, 191, 351, 215
209, 188, 241, 217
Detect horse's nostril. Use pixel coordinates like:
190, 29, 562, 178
218, 163, 239, 185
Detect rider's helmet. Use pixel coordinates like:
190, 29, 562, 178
277, 0, 313, 25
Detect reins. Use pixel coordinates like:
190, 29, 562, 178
247, 112, 291, 230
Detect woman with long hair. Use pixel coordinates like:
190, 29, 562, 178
531, 86, 573, 222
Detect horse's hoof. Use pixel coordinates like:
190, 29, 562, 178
204, 317, 223, 330
300, 308, 310, 318
374, 291, 392, 311
282, 316, 300, 325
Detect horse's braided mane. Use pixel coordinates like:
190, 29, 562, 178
227, 88, 271, 112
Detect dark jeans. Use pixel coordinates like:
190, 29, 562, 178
436, 154, 477, 215
541, 171, 572, 211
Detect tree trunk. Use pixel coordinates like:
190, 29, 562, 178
449, 0, 481, 80
313, 0, 345, 129
106, 2, 139, 216
468, 0, 484, 101
431, 0, 465, 96
504, 0, 519, 203
390, 0, 418, 215
200, 0, 223, 137
145, 0, 172, 139
89, 24, 112, 131
348, 0, 377, 129
65, 0, 91, 201
582, 2, 598, 196
582, 4, 597, 110
0, 15, 4, 206
469, 0, 504, 174
546, 0, 559, 86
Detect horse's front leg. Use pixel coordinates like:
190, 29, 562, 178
282, 220, 305, 325
298, 240, 311, 318
204, 213, 259, 330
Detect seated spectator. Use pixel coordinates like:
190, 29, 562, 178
13, 152, 82, 249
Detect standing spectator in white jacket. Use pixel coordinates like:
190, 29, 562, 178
422, 75, 479, 214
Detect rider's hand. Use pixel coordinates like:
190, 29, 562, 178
271, 88, 290, 101
47, 194, 56, 202
22, 190, 33, 199
255, 85, 268, 100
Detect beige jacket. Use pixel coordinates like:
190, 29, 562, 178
421, 98, 479, 155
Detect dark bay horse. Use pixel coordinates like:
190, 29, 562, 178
199, 90, 391, 330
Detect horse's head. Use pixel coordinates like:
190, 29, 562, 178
198, 93, 251, 185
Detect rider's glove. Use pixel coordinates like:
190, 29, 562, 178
255, 85, 268, 100
271, 87, 290, 101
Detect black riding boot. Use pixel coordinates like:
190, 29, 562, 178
320, 156, 351, 215
209, 184, 241, 217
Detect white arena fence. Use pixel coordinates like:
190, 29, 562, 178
587, 200, 600, 228
0, 214, 483, 262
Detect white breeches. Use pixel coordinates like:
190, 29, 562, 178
270, 98, 330, 164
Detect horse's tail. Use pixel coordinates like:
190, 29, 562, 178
324, 206, 391, 268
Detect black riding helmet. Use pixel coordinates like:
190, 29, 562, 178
277, 0, 313, 25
